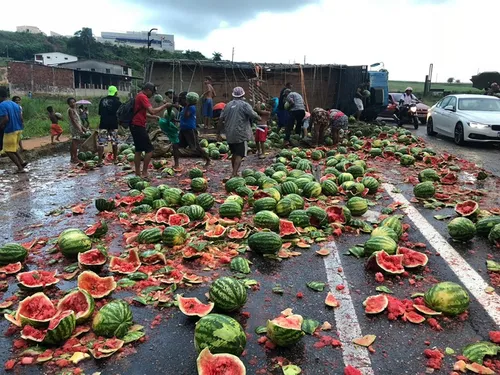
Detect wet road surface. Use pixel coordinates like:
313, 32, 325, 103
1, 137, 500, 375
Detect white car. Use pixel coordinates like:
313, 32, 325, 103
426, 94, 500, 145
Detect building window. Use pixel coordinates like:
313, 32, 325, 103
123, 67, 128, 75
106, 69, 111, 74
35, 55, 43, 61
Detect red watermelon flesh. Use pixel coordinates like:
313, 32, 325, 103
116, 195, 144, 206
109, 249, 141, 274
78, 249, 107, 266
455, 200, 479, 217
197, 348, 246, 375
272, 314, 303, 329
279, 220, 298, 237
57, 290, 92, 319
227, 228, 248, 239
0, 262, 22, 274
204, 224, 226, 239
326, 206, 346, 224
434, 193, 451, 201
84, 221, 106, 237
17, 270, 59, 288
363, 294, 389, 314
441, 172, 458, 185
366, 251, 405, 275
168, 213, 190, 226
21, 325, 46, 342
18, 294, 57, 322
155, 207, 176, 224
398, 247, 428, 268
404, 311, 425, 324
177, 296, 214, 317
90, 338, 124, 359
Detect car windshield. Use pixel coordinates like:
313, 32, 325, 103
458, 98, 500, 111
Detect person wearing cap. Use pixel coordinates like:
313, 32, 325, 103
400, 87, 414, 105
217, 87, 261, 177
165, 89, 178, 105
97, 85, 122, 163
486, 83, 500, 97
130, 82, 172, 178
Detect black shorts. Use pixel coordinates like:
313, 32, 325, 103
228, 142, 247, 157
130, 125, 154, 153
178, 128, 199, 149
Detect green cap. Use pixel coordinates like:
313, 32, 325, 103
108, 86, 118, 96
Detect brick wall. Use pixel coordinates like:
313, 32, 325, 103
8, 61, 75, 95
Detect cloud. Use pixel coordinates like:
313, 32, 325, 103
131, 0, 321, 38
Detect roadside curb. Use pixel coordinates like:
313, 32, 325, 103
0, 141, 69, 164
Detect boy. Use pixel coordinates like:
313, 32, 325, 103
202, 76, 216, 128
48, 106, 63, 144
254, 102, 271, 159
67, 98, 86, 163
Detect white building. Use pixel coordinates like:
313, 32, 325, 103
99, 31, 175, 52
34, 52, 78, 66
16, 26, 45, 34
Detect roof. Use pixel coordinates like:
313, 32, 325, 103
57, 59, 130, 67
148, 58, 350, 70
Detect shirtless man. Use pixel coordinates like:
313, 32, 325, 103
202, 76, 216, 128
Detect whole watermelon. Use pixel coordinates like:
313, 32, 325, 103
194, 314, 246, 356
58, 229, 92, 258
92, 300, 133, 338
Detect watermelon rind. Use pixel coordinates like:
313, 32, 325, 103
196, 347, 246, 375
209, 277, 248, 312
194, 314, 247, 356
266, 314, 305, 346
423, 281, 470, 316
92, 300, 133, 338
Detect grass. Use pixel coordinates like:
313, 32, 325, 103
389, 80, 481, 95
16, 96, 124, 138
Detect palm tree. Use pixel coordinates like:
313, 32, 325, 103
212, 52, 222, 61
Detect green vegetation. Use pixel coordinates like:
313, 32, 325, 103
0, 28, 205, 73
389, 80, 481, 95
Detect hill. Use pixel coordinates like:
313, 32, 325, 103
0, 29, 205, 74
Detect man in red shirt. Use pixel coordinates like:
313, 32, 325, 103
131, 82, 171, 177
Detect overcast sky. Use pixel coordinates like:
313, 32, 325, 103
3, 0, 498, 82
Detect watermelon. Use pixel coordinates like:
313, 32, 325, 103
476, 216, 500, 237
57, 229, 92, 258
321, 179, 338, 196
189, 168, 204, 179
455, 200, 479, 218
0, 243, 28, 265
326, 206, 351, 225
400, 154, 415, 166
163, 226, 188, 247
138, 228, 163, 244
371, 226, 399, 242
346, 197, 368, 217
267, 314, 305, 347
347, 165, 364, 178
302, 182, 322, 198
397, 247, 428, 268
414, 182, 435, 199
43, 310, 77, 345
204, 225, 227, 239
230, 257, 251, 274
276, 197, 296, 217
219, 201, 242, 219
364, 236, 398, 256
288, 210, 311, 228
194, 314, 246, 356
57, 289, 95, 324
279, 219, 298, 237
95, 198, 116, 212
191, 178, 208, 193
489, 224, 500, 245
17, 270, 59, 291
155, 207, 176, 224
186, 92, 199, 105
209, 277, 248, 312
448, 217, 476, 242
248, 232, 282, 254
366, 251, 405, 275
306, 207, 329, 228
181, 193, 197, 206
254, 211, 280, 230
163, 188, 183, 207
109, 249, 141, 274
92, 300, 133, 338
253, 197, 277, 213
168, 213, 190, 226
152, 199, 168, 209
0, 262, 22, 274
380, 215, 403, 239
178, 296, 214, 318
78, 249, 107, 270
281, 181, 299, 195
423, 281, 470, 316
187, 205, 206, 221
462, 341, 499, 365
77, 270, 117, 299
284, 193, 304, 209
418, 169, 440, 182
227, 228, 248, 240
85, 220, 108, 238
363, 294, 389, 314
225, 195, 244, 208
361, 176, 379, 194
225, 177, 246, 193
337, 173, 354, 184
196, 193, 215, 211
197, 348, 246, 375
17, 292, 57, 327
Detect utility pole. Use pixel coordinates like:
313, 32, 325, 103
304, 55, 306, 65
231, 47, 234, 63
147, 28, 158, 56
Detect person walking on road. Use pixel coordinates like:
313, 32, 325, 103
67, 98, 86, 163
130, 82, 171, 178
202, 76, 216, 129
285, 90, 306, 145
47, 106, 63, 144
217, 86, 260, 177
97, 86, 122, 163
0, 87, 27, 173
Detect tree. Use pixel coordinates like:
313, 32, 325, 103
70, 28, 95, 59
212, 52, 222, 61
184, 50, 206, 60
447, 77, 454, 83
455, 79, 461, 84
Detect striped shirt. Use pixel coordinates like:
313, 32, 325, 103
286, 92, 305, 111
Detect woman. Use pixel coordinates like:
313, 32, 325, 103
310, 108, 329, 147
329, 108, 348, 145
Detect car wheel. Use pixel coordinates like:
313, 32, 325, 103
454, 123, 465, 146
426, 118, 437, 136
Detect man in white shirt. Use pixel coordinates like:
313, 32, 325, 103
400, 87, 414, 105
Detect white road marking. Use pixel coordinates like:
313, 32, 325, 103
383, 182, 500, 327
323, 241, 375, 375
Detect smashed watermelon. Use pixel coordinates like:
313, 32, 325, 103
366, 251, 405, 275
204, 225, 227, 239
109, 249, 141, 274
397, 247, 428, 268
178, 296, 214, 318
363, 294, 389, 314
155, 207, 176, 224
279, 220, 298, 237
168, 213, 190, 226
227, 227, 248, 239
455, 200, 479, 218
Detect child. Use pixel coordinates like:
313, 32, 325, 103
67, 98, 86, 163
47, 106, 63, 144
159, 107, 180, 166
254, 102, 271, 159
302, 111, 311, 139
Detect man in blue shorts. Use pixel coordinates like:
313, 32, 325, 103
202, 76, 216, 128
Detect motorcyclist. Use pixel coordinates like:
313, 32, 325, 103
395, 87, 415, 126
486, 83, 500, 98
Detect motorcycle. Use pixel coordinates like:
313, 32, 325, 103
396, 102, 419, 129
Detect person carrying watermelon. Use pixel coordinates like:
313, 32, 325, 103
202, 76, 216, 129
277, 83, 292, 132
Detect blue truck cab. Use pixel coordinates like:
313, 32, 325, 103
362, 69, 389, 121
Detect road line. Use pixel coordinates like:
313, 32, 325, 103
383, 182, 500, 327
323, 241, 375, 375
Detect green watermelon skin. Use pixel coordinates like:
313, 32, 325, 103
253, 198, 277, 213
138, 228, 163, 244
219, 201, 242, 219
209, 277, 248, 312
162, 226, 188, 247
289, 210, 311, 228
196, 193, 215, 211
414, 182, 435, 199
44, 311, 76, 345
346, 197, 368, 217
475, 216, 500, 237
423, 282, 470, 316
254, 211, 280, 231
248, 232, 282, 254
194, 314, 246, 356
57, 229, 92, 258
92, 300, 133, 338
448, 217, 476, 242
0, 243, 28, 265
364, 236, 398, 257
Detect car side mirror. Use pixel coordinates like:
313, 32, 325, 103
444, 105, 455, 111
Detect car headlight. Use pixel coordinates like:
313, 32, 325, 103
410, 107, 417, 113
468, 122, 490, 129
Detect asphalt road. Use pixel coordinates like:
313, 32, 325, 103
0, 139, 499, 375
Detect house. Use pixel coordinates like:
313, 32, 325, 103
16, 26, 44, 34
34, 52, 78, 66
99, 30, 175, 52
145, 59, 369, 114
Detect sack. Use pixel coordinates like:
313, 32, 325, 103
80, 131, 98, 153
116, 97, 136, 129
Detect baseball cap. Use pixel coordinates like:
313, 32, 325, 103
108, 86, 118, 96
142, 82, 157, 93
232, 86, 245, 98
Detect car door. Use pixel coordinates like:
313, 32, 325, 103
432, 97, 451, 133
440, 96, 458, 137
